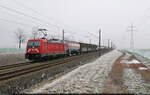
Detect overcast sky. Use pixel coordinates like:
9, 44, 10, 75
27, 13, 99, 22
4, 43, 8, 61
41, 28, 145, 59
0, 0, 150, 49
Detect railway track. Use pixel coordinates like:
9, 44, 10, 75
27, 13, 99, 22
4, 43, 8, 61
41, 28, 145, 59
0, 52, 101, 81
0, 56, 63, 70
0, 62, 31, 70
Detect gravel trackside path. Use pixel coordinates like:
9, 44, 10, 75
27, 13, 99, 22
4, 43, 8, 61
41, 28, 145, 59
27, 50, 122, 94
123, 68, 149, 94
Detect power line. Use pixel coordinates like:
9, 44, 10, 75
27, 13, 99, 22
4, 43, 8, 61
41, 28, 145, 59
0, 17, 32, 27
12, 0, 60, 25
0, 4, 61, 30
0, 1, 87, 42
12, 0, 58, 24
1, 1, 84, 35
0, 10, 40, 26
12, 0, 43, 16
0, 1, 99, 43
12, 0, 79, 34
11, 0, 75, 32
11, 0, 95, 41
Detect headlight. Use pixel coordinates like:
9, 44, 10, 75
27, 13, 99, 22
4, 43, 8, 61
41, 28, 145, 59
35, 49, 39, 52
28, 49, 31, 52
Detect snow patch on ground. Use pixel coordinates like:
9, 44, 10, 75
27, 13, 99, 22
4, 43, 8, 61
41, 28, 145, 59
121, 53, 132, 59
139, 67, 148, 70
120, 59, 141, 64
123, 68, 150, 94
126, 49, 150, 68
127, 59, 141, 64
131, 52, 150, 69
27, 50, 122, 94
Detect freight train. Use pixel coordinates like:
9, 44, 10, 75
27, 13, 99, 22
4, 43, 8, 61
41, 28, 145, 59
25, 38, 98, 60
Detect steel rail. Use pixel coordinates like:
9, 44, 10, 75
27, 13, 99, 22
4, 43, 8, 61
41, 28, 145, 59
0, 52, 99, 81
0, 53, 86, 70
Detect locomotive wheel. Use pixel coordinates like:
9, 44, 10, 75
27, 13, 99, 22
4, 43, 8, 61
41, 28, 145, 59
43, 56, 48, 61
67, 50, 72, 56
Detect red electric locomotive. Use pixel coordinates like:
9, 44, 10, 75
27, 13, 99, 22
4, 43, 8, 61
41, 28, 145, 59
25, 38, 66, 60
25, 38, 81, 60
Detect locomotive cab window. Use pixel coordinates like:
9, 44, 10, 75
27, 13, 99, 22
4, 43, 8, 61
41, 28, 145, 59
28, 41, 40, 48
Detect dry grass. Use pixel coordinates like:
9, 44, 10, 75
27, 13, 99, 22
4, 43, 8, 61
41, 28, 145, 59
123, 53, 150, 83
103, 54, 129, 93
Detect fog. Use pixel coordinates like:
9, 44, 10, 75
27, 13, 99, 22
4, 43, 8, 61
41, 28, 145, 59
0, 0, 150, 49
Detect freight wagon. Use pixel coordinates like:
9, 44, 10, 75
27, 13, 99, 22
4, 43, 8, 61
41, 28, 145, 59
79, 43, 97, 54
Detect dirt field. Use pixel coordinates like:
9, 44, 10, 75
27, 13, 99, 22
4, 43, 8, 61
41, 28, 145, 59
103, 51, 150, 94
0, 52, 27, 66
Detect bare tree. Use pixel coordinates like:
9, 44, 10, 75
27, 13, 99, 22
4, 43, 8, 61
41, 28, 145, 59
14, 28, 26, 49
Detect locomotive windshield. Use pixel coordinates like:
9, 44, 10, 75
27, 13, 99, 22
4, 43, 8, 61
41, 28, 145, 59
27, 41, 40, 48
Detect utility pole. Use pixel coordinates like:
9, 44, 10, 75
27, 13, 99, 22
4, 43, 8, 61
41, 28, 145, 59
128, 24, 135, 49
89, 39, 91, 44
62, 29, 64, 42
108, 39, 110, 49
111, 41, 113, 49
99, 29, 101, 57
